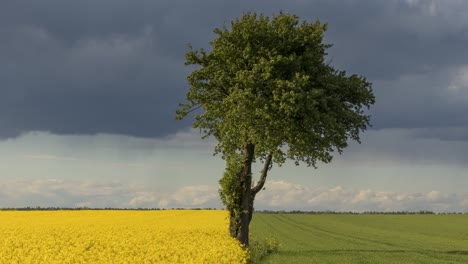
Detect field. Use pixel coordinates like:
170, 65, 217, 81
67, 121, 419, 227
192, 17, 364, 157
0, 210, 247, 263
3, 210, 467, 263
250, 213, 468, 263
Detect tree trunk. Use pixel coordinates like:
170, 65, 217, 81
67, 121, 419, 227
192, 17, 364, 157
225, 145, 273, 247
235, 143, 255, 246
236, 187, 254, 246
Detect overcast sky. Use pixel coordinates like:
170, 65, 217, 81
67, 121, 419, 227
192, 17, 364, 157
1, 0, 468, 212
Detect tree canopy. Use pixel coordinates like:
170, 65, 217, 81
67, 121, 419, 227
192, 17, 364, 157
177, 12, 374, 167
177, 12, 375, 246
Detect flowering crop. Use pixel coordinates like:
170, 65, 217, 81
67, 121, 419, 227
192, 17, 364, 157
0, 210, 248, 263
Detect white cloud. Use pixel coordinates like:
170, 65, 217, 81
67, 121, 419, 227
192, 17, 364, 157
0, 179, 221, 209
256, 180, 311, 208
128, 192, 158, 207
169, 185, 218, 207
0, 179, 467, 212
256, 180, 468, 213
158, 199, 169, 208
126, 185, 219, 208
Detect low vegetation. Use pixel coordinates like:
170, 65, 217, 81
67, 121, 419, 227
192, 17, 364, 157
247, 237, 280, 263
250, 213, 468, 263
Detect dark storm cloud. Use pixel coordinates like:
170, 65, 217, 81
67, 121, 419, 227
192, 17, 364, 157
1, 0, 468, 138
1, 0, 195, 138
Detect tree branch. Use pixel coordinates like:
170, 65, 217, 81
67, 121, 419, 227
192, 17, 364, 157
185, 105, 203, 115
252, 153, 273, 195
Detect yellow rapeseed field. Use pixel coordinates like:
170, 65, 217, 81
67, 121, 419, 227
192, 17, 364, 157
0, 210, 248, 263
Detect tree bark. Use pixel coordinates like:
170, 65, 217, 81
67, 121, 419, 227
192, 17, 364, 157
236, 143, 255, 246
248, 153, 272, 224
252, 153, 273, 195
232, 146, 275, 247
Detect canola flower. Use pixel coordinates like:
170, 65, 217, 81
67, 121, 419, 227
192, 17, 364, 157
0, 210, 248, 263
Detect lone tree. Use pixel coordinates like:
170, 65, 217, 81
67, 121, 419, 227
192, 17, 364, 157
177, 12, 375, 246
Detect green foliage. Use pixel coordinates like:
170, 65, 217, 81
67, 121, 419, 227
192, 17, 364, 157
219, 153, 243, 209
250, 213, 468, 263
177, 11, 375, 167
177, 11, 376, 245
218, 153, 243, 235
247, 237, 280, 263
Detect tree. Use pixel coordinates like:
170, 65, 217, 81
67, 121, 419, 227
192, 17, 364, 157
176, 12, 375, 246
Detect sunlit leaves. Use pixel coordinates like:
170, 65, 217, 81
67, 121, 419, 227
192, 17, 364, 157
178, 12, 375, 167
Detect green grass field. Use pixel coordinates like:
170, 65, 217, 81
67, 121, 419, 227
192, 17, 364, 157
249, 213, 468, 263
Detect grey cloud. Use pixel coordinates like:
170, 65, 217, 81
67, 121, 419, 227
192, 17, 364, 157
411, 126, 468, 142
1, 0, 468, 138
370, 65, 468, 130
1, 22, 190, 138
339, 128, 468, 166
0, 1, 196, 138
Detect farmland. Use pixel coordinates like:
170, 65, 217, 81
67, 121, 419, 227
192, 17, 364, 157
0, 210, 247, 263
250, 213, 468, 263
2, 210, 467, 263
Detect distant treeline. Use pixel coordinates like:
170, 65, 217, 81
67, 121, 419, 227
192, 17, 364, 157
0, 207, 222, 211
255, 210, 468, 215
1, 207, 467, 214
